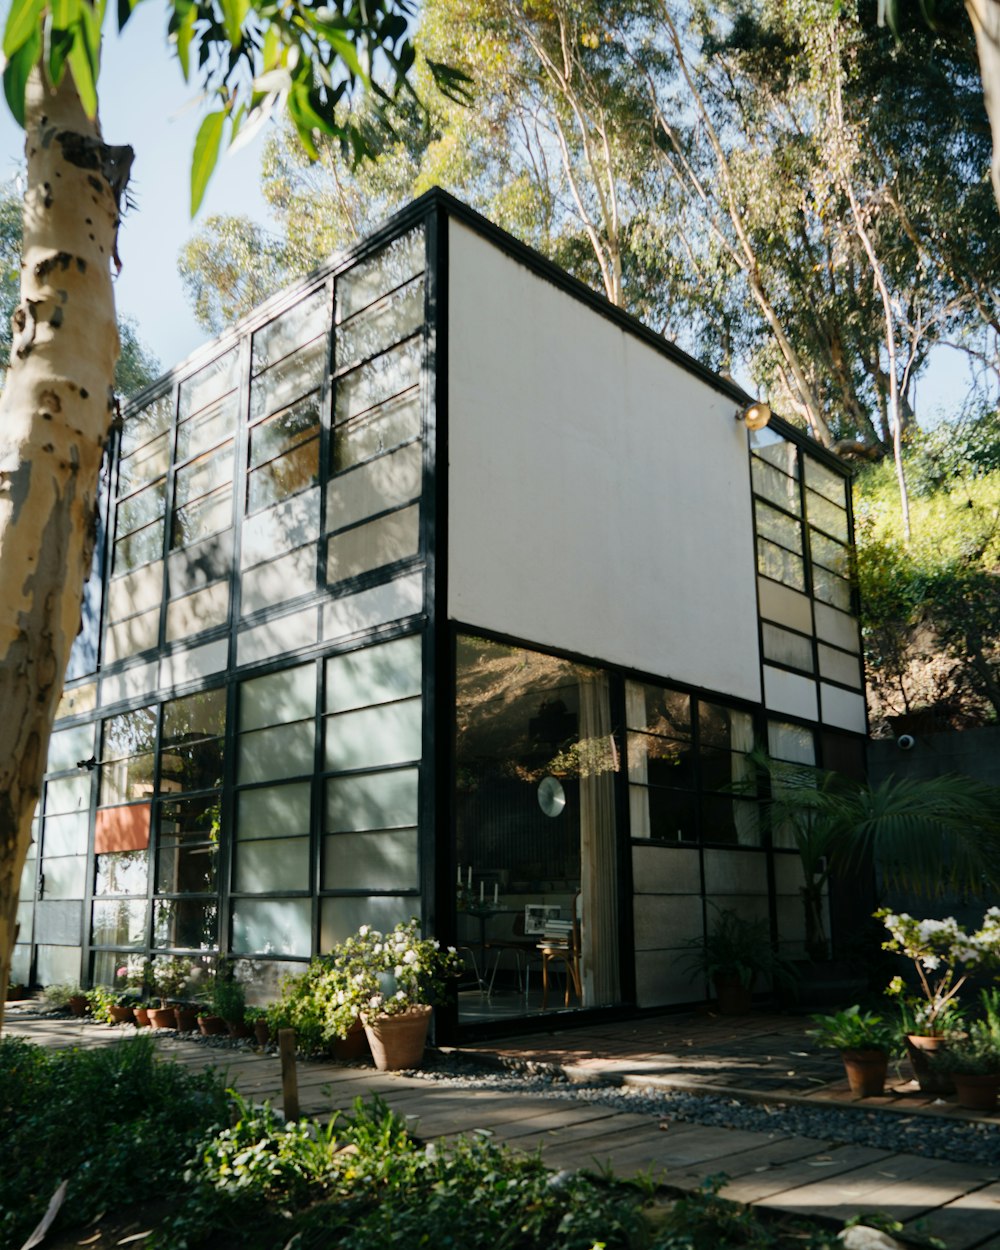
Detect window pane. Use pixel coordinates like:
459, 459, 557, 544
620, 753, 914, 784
159, 738, 224, 794
325, 635, 422, 712
100, 753, 156, 805
762, 622, 814, 672
165, 581, 230, 641
749, 430, 799, 478
812, 565, 852, 612
104, 707, 157, 762
175, 445, 234, 507
322, 829, 418, 890
153, 897, 218, 949
333, 390, 421, 472
804, 456, 848, 507
157, 842, 218, 894
336, 276, 423, 370
336, 229, 424, 322
754, 501, 801, 553
176, 391, 239, 462
698, 703, 754, 752
45, 774, 92, 815
46, 724, 95, 774
806, 489, 848, 541
114, 519, 164, 573
92, 899, 146, 946
117, 480, 165, 537
163, 688, 226, 745
646, 787, 698, 842
327, 440, 422, 532
627, 731, 695, 788
250, 336, 326, 422
240, 489, 320, 568
41, 855, 88, 898
234, 837, 309, 892
237, 782, 311, 840
121, 393, 173, 458
171, 486, 232, 550
701, 795, 760, 846
119, 432, 170, 495
240, 663, 315, 731
325, 768, 419, 832
238, 721, 315, 783
250, 396, 320, 469
818, 643, 863, 688
107, 560, 164, 622
178, 349, 239, 421
95, 851, 148, 895
757, 536, 806, 590
42, 811, 89, 856
231, 898, 311, 956
810, 530, 850, 575
326, 503, 420, 582
334, 339, 421, 425
105, 607, 159, 662
752, 458, 801, 514
324, 698, 422, 771
767, 720, 815, 765
625, 683, 692, 739
253, 286, 329, 375
247, 438, 319, 514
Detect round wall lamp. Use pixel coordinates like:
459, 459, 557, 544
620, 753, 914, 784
538, 775, 566, 817
736, 401, 772, 431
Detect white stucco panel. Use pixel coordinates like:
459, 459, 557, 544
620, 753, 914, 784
446, 222, 761, 702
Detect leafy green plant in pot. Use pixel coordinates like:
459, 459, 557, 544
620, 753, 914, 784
682, 907, 797, 1014
213, 965, 250, 1037
928, 989, 1000, 1111
809, 1005, 895, 1097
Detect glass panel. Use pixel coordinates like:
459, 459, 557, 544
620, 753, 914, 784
153, 897, 218, 949
253, 285, 330, 375
749, 430, 799, 477
755, 501, 801, 553
625, 683, 692, 739
810, 530, 850, 575
320, 896, 417, 948
646, 787, 698, 842
240, 489, 320, 568
114, 519, 164, 573
250, 395, 320, 469
322, 829, 418, 891
325, 768, 419, 832
250, 337, 326, 421
41, 855, 88, 898
103, 707, 157, 759
751, 458, 801, 515
812, 565, 852, 612
176, 391, 239, 462
160, 794, 221, 842
762, 622, 814, 672
627, 731, 695, 788
120, 393, 173, 458
168, 531, 234, 596
767, 720, 815, 764
324, 698, 421, 771
240, 544, 315, 614
336, 229, 424, 322
698, 703, 754, 753
165, 581, 230, 641
814, 602, 859, 651
156, 842, 218, 894
327, 440, 422, 532
334, 339, 421, 425
45, 773, 92, 815
237, 782, 311, 839
163, 687, 226, 744
117, 480, 165, 537
247, 438, 319, 514
238, 721, 315, 783
41, 811, 89, 857
178, 349, 239, 422
159, 739, 224, 795
231, 897, 311, 956
804, 456, 848, 506
757, 537, 806, 591
234, 837, 309, 892
107, 560, 165, 622
336, 276, 423, 370
326, 635, 422, 713
105, 607, 160, 662
240, 663, 315, 731
326, 503, 420, 582
701, 795, 760, 846
818, 643, 863, 688
92, 899, 146, 946
95, 851, 148, 895
171, 486, 233, 550
332, 389, 421, 472
806, 489, 849, 541
46, 724, 95, 774
100, 754, 156, 805
119, 432, 170, 495
175, 444, 234, 507
36, 944, 83, 985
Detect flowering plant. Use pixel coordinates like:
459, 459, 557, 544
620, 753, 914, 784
878, 907, 1000, 1034
331, 919, 463, 1020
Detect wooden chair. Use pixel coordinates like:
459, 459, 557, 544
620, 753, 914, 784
538, 896, 581, 1009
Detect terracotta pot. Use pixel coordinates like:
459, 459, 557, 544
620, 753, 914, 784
840, 1048, 889, 1098
253, 1018, 270, 1047
109, 1004, 135, 1025
148, 1007, 176, 1030
227, 1018, 253, 1039
330, 1018, 368, 1063
952, 1073, 1000, 1112
133, 1006, 150, 1027
174, 1006, 199, 1033
197, 1014, 227, 1036
7, 983, 26, 1001
363, 1005, 432, 1071
906, 1034, 957, 1094
68, 994, 88, 1017
713, 974, 752, 1016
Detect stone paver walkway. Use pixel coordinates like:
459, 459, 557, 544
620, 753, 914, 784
6, 1011, 1000, 1249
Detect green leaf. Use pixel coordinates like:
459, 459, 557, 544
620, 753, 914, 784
47, 27, 75, 88
190, 108, 227, 216
3, 0, 45, 58
309, 24, 367, 82
174, 2, 196, 81
3, 26, 40, 126
67, 28, 99, 116
219, 0, 249, 47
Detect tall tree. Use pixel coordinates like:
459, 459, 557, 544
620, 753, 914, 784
0, 0, 464, 1031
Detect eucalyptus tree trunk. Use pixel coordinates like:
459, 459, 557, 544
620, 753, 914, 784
0, 67, 129, 1031
966, 0, 1000, 213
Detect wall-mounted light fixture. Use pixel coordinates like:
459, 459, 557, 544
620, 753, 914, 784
736, 401, 772, 431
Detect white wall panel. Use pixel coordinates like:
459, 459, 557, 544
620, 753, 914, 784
820, 682, 867, 733
447, 222, 761, 702
762, 664, 819, 720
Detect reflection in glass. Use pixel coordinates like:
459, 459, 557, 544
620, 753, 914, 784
157, 842, 218, 894
334, 339, 421, 425
250, 396, 320, 468
336, 229, 424, 323
153, 897, 218, 949
336, 276, 424, 370
120, 393, 173, 458
95, 851, 148, 896
119, 432, 170, 495
114, 519, 164, 573
247, 438, 319, 514
332, 389, 421, 470
253, 285, 330, 375
176, 391, 239, 462
92, 899, 147, 946
250, 336, 325, 421
117, 479, 165, 537
178, 349, 239, 421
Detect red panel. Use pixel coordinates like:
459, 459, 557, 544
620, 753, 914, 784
95, 803, 151, 854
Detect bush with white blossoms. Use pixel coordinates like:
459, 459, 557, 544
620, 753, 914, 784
878, 906, 1000, 1034
330, 918, 463, 1020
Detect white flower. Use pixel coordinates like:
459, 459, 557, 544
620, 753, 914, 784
447, 946, 457, 955
395, 990, 406, 1000
358, 925, 370, 936
369, 994, 383, 1009
403, 950, 418, 965
394, 965, 404, 978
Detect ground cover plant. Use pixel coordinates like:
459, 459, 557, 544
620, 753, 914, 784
0, 1035, 231, 1249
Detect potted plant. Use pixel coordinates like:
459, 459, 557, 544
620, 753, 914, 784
929, 990, 1000, 1111
86, 985, 135, 1025
173, 1001, 199, 1032
244, 1005, 271, 1047
213, 964, 251, 1037
682, 907, 797, 1014
879, 907, 1000, 1092
809, 1005, 895, 1097
43, 982, 88, 1016
147, 998, 177, 1029
327, 919, 462, 1071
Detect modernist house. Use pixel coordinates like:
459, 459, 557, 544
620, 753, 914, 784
14, 190, 867, 1037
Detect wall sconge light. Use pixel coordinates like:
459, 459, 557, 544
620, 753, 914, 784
736, 401, 772, 431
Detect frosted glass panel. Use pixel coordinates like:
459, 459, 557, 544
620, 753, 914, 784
238, 607, 318, 666
105, 608, 160, 662
241, 489, 320, 569
11, 945, 30, 985
321, 573, 423, 643
41, 856, 87, 899
241, 545, 315, 615
818, 643, 863, 689
240, 663, 315, 731
333, 390, 421, 473
327, 441, 422, 532
326, 504, 419, 583
36, 944, 83, 985
237, 782, 311, 839
45, 774, 91, 815
46, 724, 95, 774
250, 337, 326, 421
325, 768, 418, 832
814, 603, 859, 651
322, 829, 418, 890
176, 392, 239, 462
121, 393, 173, 458
107, 560, 164, 621
325, 699, 422, 771
320, 895, 417, 949
238, 721, 315, 783
166, 581, 230, 641
232, 898, 311, 956
326, 634, 422, 711
179, 349, 239, 422
752, 458, 800, 514
761, 623, 814, 673
767, 720, 815, 764
234, 837, 309, 892
42, 811, 89, 857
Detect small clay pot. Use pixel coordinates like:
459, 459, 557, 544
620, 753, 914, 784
173, 1006, 199, 1032
330, 1018, 368, 1062
197, 1014, 227, 1036
840, 1048, 888, 1098
253, 1018, 270, 1047
109, 1004, 135, 1025
133, 1006, 150, 1028
148, 1006, 176, 1030
67, 994, 88, 1017
227, 1017, 253, 1039
953, 1073, 1000, 1112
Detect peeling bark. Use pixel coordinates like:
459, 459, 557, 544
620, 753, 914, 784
966, 0, 1000, 214
0, 68, 128, 1032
